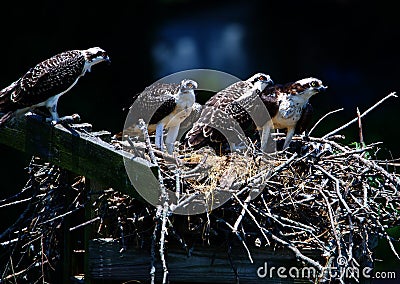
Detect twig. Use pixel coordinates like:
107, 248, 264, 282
118, 216, 126, 251
41, 236, 45, 284
172, 192, 201, 212
376, 219, 400, 260
138, 119, 169, 284
0, 197, 32, 208
323, 147, 373, 160
181, 154, 209, 176
314, 165, 352, 214
175, 168, 181, 199
315, 181, 342, 261
310, 137, 400, 190
233, 192, 252, 232
150, 207, 161, 284
9, 255, 17, 284
323, 92, 397, 138
309, 108, 344, 136
232, 194, 271, 246
69, 217, 100, 231
356, 107, 364, 146
38, 206, 83, 225
3, 260, 48, 281
227, 242, 240, 284
266, 230, 324, 271
167, 219, 188, 253
215, 218, 253, 263
229, 152, 298, 196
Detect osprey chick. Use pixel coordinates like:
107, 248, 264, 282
259, 77, 327, 150
123, 79, 198, 154
184, 73, 274, 151
0, 47, 111, 125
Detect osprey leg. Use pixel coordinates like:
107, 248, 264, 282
155, 123, 164, 151
283, 127, 295, 149
45, 95, 61, 124
165, 125, 180, 154
260, 121, 273, 152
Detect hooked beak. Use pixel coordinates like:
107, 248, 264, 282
103, 55, 111, 65
318, 85, 328, 92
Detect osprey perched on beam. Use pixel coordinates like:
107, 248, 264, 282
0, 47, 111, 126
123, 79, 198, 154
259, 77, 327, 150
184, 73, 274, 151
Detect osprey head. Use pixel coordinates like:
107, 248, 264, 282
179, 79, 198, 94
82, 47, 111, 65
246, 73, 274, 94
291, 77, 327, 99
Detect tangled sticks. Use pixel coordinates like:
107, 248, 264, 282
121, 92, 400, 283
0, 93, 399, 283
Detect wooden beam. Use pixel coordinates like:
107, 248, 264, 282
0, 114, 156, 199
88, 238, 314, 283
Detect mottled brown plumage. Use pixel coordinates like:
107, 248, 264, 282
127, 83, 180, 128
123, 79, 198, 154
184, 73, 274, 151
0, 47, 110, 125
258, 77, 327, 150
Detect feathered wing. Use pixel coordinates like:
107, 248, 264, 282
0, 79, 21, 112
0, 50, 85, 125
1, 51, 84, 109
124, 83, 178, 134
295, 102, 313, 133
184, 80, 253, 150
259, 84, 281, 123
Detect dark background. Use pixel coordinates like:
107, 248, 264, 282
0, 0, 399, 274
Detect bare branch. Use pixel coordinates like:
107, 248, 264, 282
323, 92, 397, 138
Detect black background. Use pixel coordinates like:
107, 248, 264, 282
0, 0, 399, 244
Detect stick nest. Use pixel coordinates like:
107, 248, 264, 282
1, 130, 400, 283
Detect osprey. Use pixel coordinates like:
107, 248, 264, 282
0, 47, 111, 126
123, 79, 198, 154
259, 77, 327, 150
184, 73, 274, 151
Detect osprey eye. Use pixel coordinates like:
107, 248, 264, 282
187, 83, 193, 88
259, 76, 265, 81
311, 81, 318, 87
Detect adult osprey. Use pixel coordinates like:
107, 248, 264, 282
259, 77, 327, 150
184, 73, 274, 151
0, 47, 111, 126
123, 79, 198, 154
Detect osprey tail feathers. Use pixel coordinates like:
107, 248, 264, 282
0, 80, 21, 126
0, 111, 14, 126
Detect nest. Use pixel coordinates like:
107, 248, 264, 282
1, 94, 400, 283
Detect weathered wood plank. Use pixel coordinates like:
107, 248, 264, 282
0, 114, 156, 199
89, 239, 314, 283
